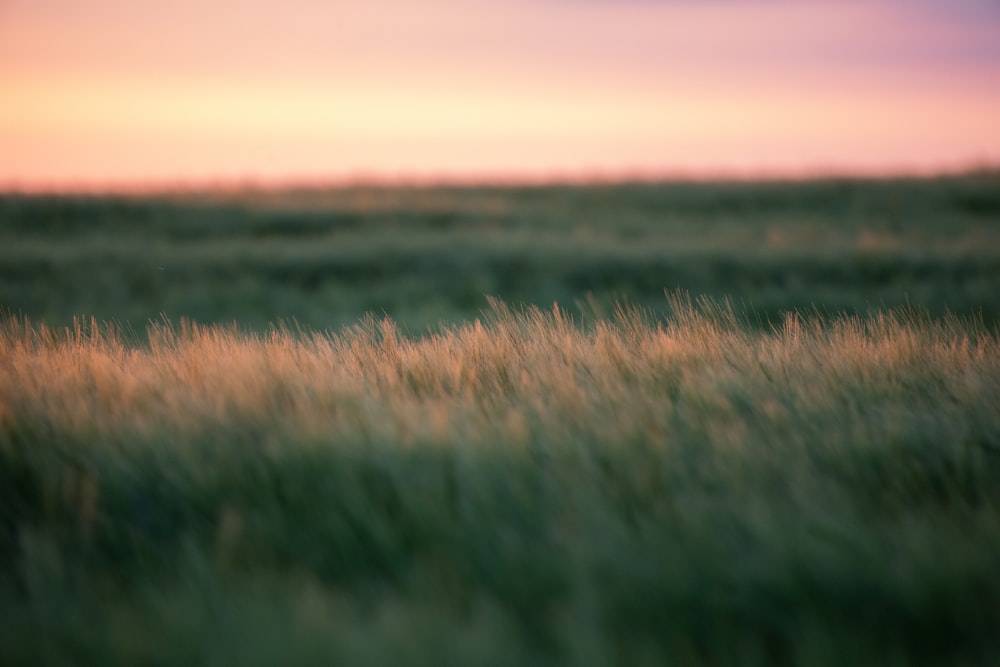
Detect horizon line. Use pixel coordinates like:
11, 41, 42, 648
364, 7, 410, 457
2, 161, 998, 196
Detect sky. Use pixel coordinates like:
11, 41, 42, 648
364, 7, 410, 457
1, 0, 999, 189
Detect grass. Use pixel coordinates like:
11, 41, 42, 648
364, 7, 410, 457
3, 172, 999, 664
2, 293, 1000, 665
3, 171, 1000, 331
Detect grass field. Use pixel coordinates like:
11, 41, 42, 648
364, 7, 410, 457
3, 171, 1000, 331
2, 173, 1000, 665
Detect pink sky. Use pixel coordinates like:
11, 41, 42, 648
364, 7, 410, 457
2, 0, 999, 189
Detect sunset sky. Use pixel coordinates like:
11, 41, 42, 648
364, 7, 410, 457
2, 0, 999, 189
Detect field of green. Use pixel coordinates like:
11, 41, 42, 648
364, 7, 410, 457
3, 171, 1000, 331
2, 172, 1000, 665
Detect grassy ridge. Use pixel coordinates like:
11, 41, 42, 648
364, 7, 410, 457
3, 172, 1000, 331
3, 296, 999, 665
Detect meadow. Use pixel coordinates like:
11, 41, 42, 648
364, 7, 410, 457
3, 171, 1000, 331
2, 172, 1000, 665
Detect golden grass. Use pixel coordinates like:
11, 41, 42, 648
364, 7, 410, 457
3, 296, 1000, 665
3, 295, 996, 453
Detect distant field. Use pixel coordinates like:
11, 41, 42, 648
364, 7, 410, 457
2, 171, 999, 331
3, 297, 1000, 665
3, 174, 1000, 665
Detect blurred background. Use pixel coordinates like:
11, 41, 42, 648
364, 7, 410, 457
1, 0, 999, 331
3, 175, 999, 332
3, 0, 1000, 186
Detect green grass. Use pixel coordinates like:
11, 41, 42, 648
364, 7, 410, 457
3, 172, 1000, 665
2, 295, 1000, 666
3, 171, 1000, 331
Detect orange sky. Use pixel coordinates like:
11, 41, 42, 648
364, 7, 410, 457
2, 0, 999, 189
